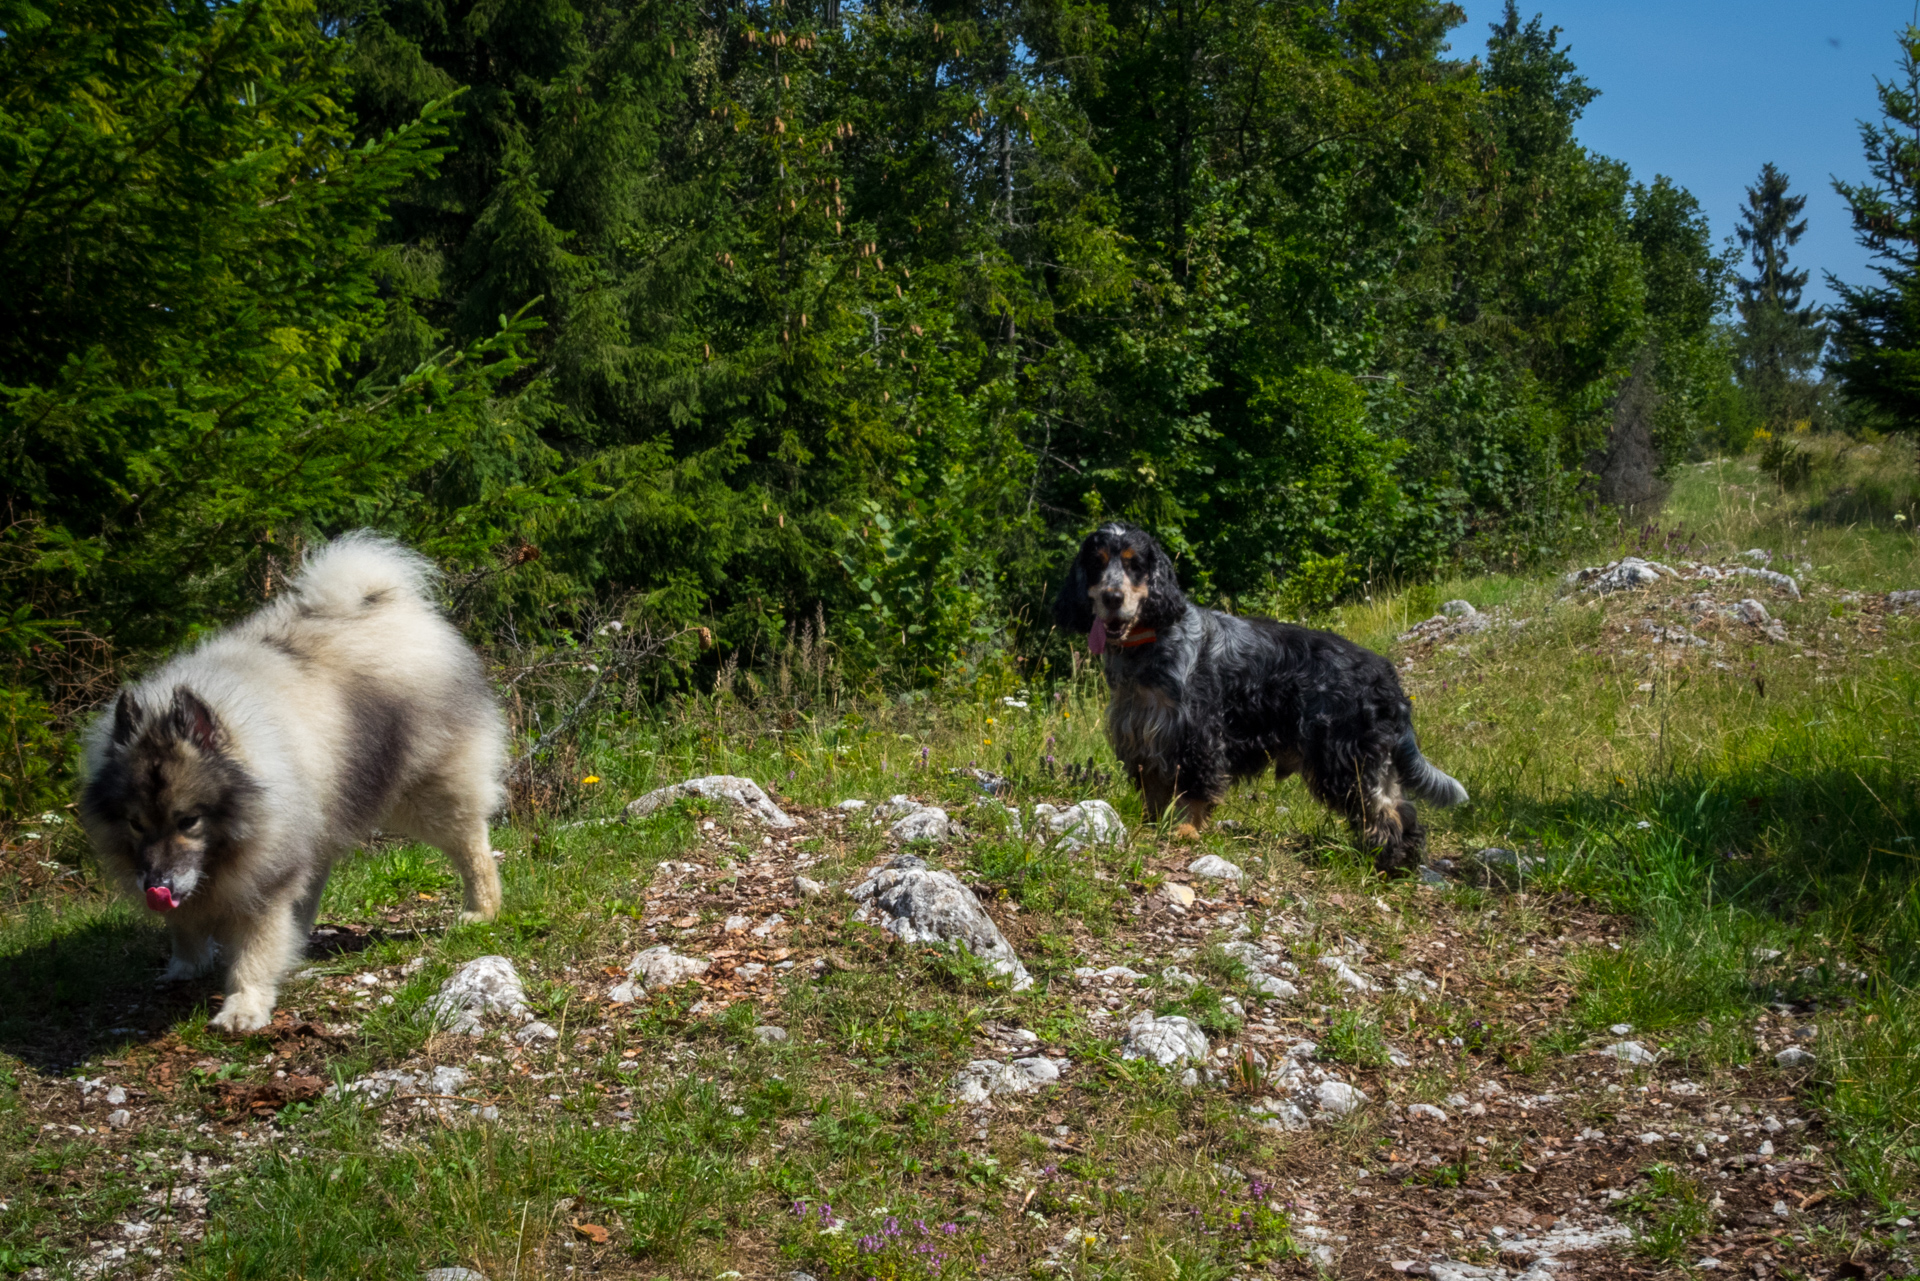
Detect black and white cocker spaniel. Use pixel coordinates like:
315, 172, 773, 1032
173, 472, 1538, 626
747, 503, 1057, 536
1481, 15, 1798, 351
1053, 523, 1467, 871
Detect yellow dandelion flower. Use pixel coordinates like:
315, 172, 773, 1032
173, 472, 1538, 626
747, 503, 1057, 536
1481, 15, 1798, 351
581, 775, 601, 784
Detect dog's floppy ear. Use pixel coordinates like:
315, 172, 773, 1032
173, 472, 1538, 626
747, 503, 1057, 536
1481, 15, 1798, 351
169, 688, 222, 754
111, 691, 142, 746
1136, 537, 1189, 629
1053, 545, 1095, 634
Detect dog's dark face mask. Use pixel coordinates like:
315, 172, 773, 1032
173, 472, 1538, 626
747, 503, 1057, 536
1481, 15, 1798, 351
82, 688, 254, 912
1053, 524, 1189, 637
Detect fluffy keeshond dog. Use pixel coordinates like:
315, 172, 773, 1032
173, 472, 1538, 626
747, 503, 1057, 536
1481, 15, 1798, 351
78, 533, 506, 1032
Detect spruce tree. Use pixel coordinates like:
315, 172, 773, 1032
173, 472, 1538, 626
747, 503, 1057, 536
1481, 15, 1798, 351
1734, 162, 1826, 432
1829, 27, 1920, 430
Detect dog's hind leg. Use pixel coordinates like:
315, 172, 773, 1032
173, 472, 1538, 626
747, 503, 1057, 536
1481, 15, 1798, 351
1362, 776, 1424, 876
392, 790, 502, 924
1306, 758, 1421, 874
443, 818, 502, 924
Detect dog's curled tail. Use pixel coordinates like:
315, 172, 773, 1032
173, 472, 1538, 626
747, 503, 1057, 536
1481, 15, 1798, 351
288, 531, 438, 617
1393, 731, 1469, 807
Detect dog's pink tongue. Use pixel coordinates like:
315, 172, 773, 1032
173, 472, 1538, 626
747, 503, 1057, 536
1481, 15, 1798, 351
1089, 618, 1106, 654
145, 886, 177, 913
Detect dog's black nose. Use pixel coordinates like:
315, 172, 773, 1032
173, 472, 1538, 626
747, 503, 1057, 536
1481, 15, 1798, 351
1101, 590, 1123, 609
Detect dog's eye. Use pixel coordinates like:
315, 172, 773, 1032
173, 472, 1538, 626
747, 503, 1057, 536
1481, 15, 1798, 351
177, 813, 201, 833
1120, 547, 1134, 561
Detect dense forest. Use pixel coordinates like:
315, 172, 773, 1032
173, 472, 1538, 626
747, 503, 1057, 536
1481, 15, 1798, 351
4, 0, 1918, 812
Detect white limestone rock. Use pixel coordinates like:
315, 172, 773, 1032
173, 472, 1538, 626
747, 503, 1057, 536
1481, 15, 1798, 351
889, 806, 953, 843
1187, 854, 1244, 882
849, 854, 1032, 989
1600, 1040, 1659, 1065
1564, 557, 1678, 594
1120, 1011, 1209, 1066
1031, 799, 1127, 849
1313, 1080, 1368, 1117
428, 956, 529, 1035
625, 774, 798, 828
608, 946, 711, 1003
951, 1056, 1063, 1104
1316, 954, 1376, 992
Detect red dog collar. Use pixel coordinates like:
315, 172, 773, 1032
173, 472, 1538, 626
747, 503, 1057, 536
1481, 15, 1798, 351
1113, 628, 1157, 648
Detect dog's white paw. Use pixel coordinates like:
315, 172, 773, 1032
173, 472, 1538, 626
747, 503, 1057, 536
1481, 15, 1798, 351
208, 994, 274, 1033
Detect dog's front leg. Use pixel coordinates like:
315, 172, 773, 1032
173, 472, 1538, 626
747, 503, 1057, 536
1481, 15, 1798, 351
208, 898, 303, 1032
158, 921, 220, 983
1171, 796, 1216, 839
1136, 766, 1177, 823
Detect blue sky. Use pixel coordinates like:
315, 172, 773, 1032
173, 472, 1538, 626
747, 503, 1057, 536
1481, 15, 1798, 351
1449, 1, 1916, 310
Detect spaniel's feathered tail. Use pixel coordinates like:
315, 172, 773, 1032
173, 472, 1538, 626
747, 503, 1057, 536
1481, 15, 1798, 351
1393, 731, 1469, 807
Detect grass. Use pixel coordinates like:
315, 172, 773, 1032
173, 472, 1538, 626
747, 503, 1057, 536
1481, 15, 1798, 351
4, 439, 1920, 1274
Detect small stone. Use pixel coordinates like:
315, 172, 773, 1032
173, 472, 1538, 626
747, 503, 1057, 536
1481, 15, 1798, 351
106, 1109, 131, 1129
429, 956, 530, 1035
1031, 800, 1127, 849
1249, 973, 1300, 999
1187, 854, 1244, 882
950, 1056, 1063, 1103
835, 799, 868, 810
753, 1026, 790, 1044
1609, 1023, 1633, 1036
1759, 1140, 1774, 1157
1316, 955, 1375, 992
609, 946, 711, 1003
889, 806, 952, 843
422, 1270, 490, 1281
428, 1066, 470, 1095
1313, 1080, 1368, 1117
849, 855, 1031, 989
1407, 1103, 1448, 1122
1600, 1040, 1658, 1065
104, 1086, 127, 1106
750, 914, 785, 937
1774, 1045, 1815, 1068
625, 775, 798, 827
1439, 600, 1477, 617
1639, 1132, 1664, 1145
1695, 1259, 1722, 1270
513, 1021, 559, 1045
1159, 882, 1197, 909
1121, 1012, 1209, 1066
794, 875, 826, 898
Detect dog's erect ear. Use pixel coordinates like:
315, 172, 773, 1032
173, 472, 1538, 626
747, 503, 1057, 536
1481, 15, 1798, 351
1136, 537, 1190, 629
169, 688, 222, 754
1053, 544, 1095, 634
111, 691, 142, 746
